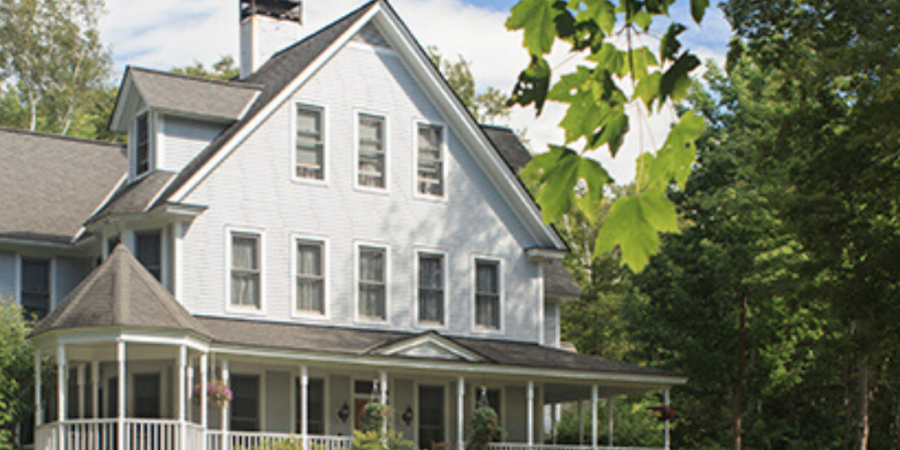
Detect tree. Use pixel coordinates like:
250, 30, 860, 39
427, 47, 511, 125
723, 1, 900, 448
0, 0, 112, 135
171, 55, 240, 81
0, 298, 36, 450
506, 0, 709, 272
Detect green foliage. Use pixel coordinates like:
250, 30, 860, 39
466, 406, 503, 450
245, 438, 326, 450
359, 402, 390, 434
171, 56, 240, 81
350, 430, 418, 450
506, 0, 708, 272
427, 47, 511, 125
552, 396, 664, 448
0, 298, 36, 450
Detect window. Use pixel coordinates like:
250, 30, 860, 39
134, 113, 150, 176
417, 252, 444, 325
296, 378, 325, 434
358, 246, 386, 321
231, 233, 261, 309
230, 375, 260, 432
475, 259, 500, 330
136, 231, 162, 280
417, 124, 443, 197
357, 114, 386, 189
296, 105, 324, 180
296, 240, 324, 315
21, 258, 50, 319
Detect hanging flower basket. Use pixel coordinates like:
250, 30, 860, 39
650, 405, 676, 422
193, 379, 233, 408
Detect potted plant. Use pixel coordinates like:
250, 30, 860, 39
193, 379, 233, 408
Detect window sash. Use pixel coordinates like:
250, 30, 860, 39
358, 247, 386, 320
136, 231, 162, 280
296, 106, 324, 180
358, 115, 385, 188
417, 124, 443, 196
21, 258, 50, 319
296, 241, 324, 314
231, 234, 261, 308
418, 253, 444, 324
135, 114, 149, 175
475, 260, 500, 329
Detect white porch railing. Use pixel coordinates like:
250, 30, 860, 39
35, 423, 58, 450
38, 419, 207, 450
207, 431, 351, 450
488, 444, 663, 450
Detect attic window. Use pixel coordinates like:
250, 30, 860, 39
295, 105, 324, 180
357, 114, 386, 189
134, 113, 150, 176
417, 124, 444, 197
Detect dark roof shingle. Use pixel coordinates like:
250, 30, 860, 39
129, 68, 261, 122
87, 171, 176, 223
0, 128, 125, 244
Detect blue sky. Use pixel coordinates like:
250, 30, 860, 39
100, 0, 732, 183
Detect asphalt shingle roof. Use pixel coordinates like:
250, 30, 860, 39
0, 128, 125, 244
87, 171, 176, 223
129, 68, 261, 122
31, 244, 210, 337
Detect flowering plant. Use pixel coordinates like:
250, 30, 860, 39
466, 406, 504, 450
193, 379, 233, 408
360, 402, 391, 433
650, 405, 676, 422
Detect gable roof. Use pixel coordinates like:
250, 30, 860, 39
110, 67, 262, 132
481, 125, 533, 172
0, 127, 126, 245
86, 171, 176, 224
148, 0, 565, 251
370, 332, 487, 361
31, 244, 211, 337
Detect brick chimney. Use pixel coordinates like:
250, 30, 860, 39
240, 0, 302, 79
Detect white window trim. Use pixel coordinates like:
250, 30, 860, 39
470, 254, 504, 335
291, 102, 329, 186
291, 234, 330, 320
413, 247, 449, 330
354, 240, 391, 325
225, 226, 266, 316
353, 109, 391, 194
411, 119, 448, 202
130, 109, 154, 182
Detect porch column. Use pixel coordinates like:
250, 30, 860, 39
577, 400, 584, 446
526, 381, 534, 446
77, 364, 86, 419
91, 361, 100, 419
300, 365, 309, 450
34, 352, 42, 427
187, 363, 194, 422
178, 346, 187, 450
380, 371, 388, 434
590, 385, 598, 450
664, 389, 671, 450
457, 377, 465, 450
57, 344, 66, 450
222, 360, 230, 450
117, 341, 126, 450
607, 398, 614, 448
200, 354, 209, 429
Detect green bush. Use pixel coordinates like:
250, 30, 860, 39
0, 298, 36, 450
359, 402, 390, 433
466, 406, 503, 450
243, 438, 327, 450
350, 430, 418, 450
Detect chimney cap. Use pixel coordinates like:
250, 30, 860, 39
240, 0, 302, 23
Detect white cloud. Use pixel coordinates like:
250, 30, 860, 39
99, 0, 729, 184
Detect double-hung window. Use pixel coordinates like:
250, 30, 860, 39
417, 124, 443, 197
296, 105, 324, 180
134, 113, 150, 176
231, 233, 261, 309
358, 246, 387, 321
296, 239, 325, 315
417, 252, 444, 325
475, 259, 501, 330
357, 114, 386, 189
136, 231, 162, 280
21, 258, 50, 319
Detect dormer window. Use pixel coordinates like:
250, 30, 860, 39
134, 113, 150, 176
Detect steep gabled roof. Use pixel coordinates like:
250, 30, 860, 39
31, 244, 211, 337
0, 127, 125, 245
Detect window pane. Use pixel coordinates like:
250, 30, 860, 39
231, 234, 260, 308
296, 241, 324, 314
21, 259, 50, 319
417, 125, 443, 196
358, 115, 385, 188
359, 247, 386, 320
136, 232, 162, 280
475, 261, 500, 329
135, 114, 149, 175
296, 106, 324, 180
418, 254, 444, 324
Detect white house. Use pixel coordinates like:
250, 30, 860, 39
0, 1, 685, 450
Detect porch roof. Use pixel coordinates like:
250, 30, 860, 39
197, 316, 679, 379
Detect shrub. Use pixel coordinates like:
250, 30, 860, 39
466, 406, 504, 450
350, 430, 418, 450
244, 438, 326, 450
359, 402, 390, 433
0, 297, 36, 450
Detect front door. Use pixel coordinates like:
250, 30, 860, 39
354, 398, 372, 431
418, 385, 445, 450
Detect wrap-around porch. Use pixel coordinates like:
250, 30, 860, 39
31, 336, 676, 450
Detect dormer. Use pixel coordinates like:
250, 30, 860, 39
110, 67, 261, 182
